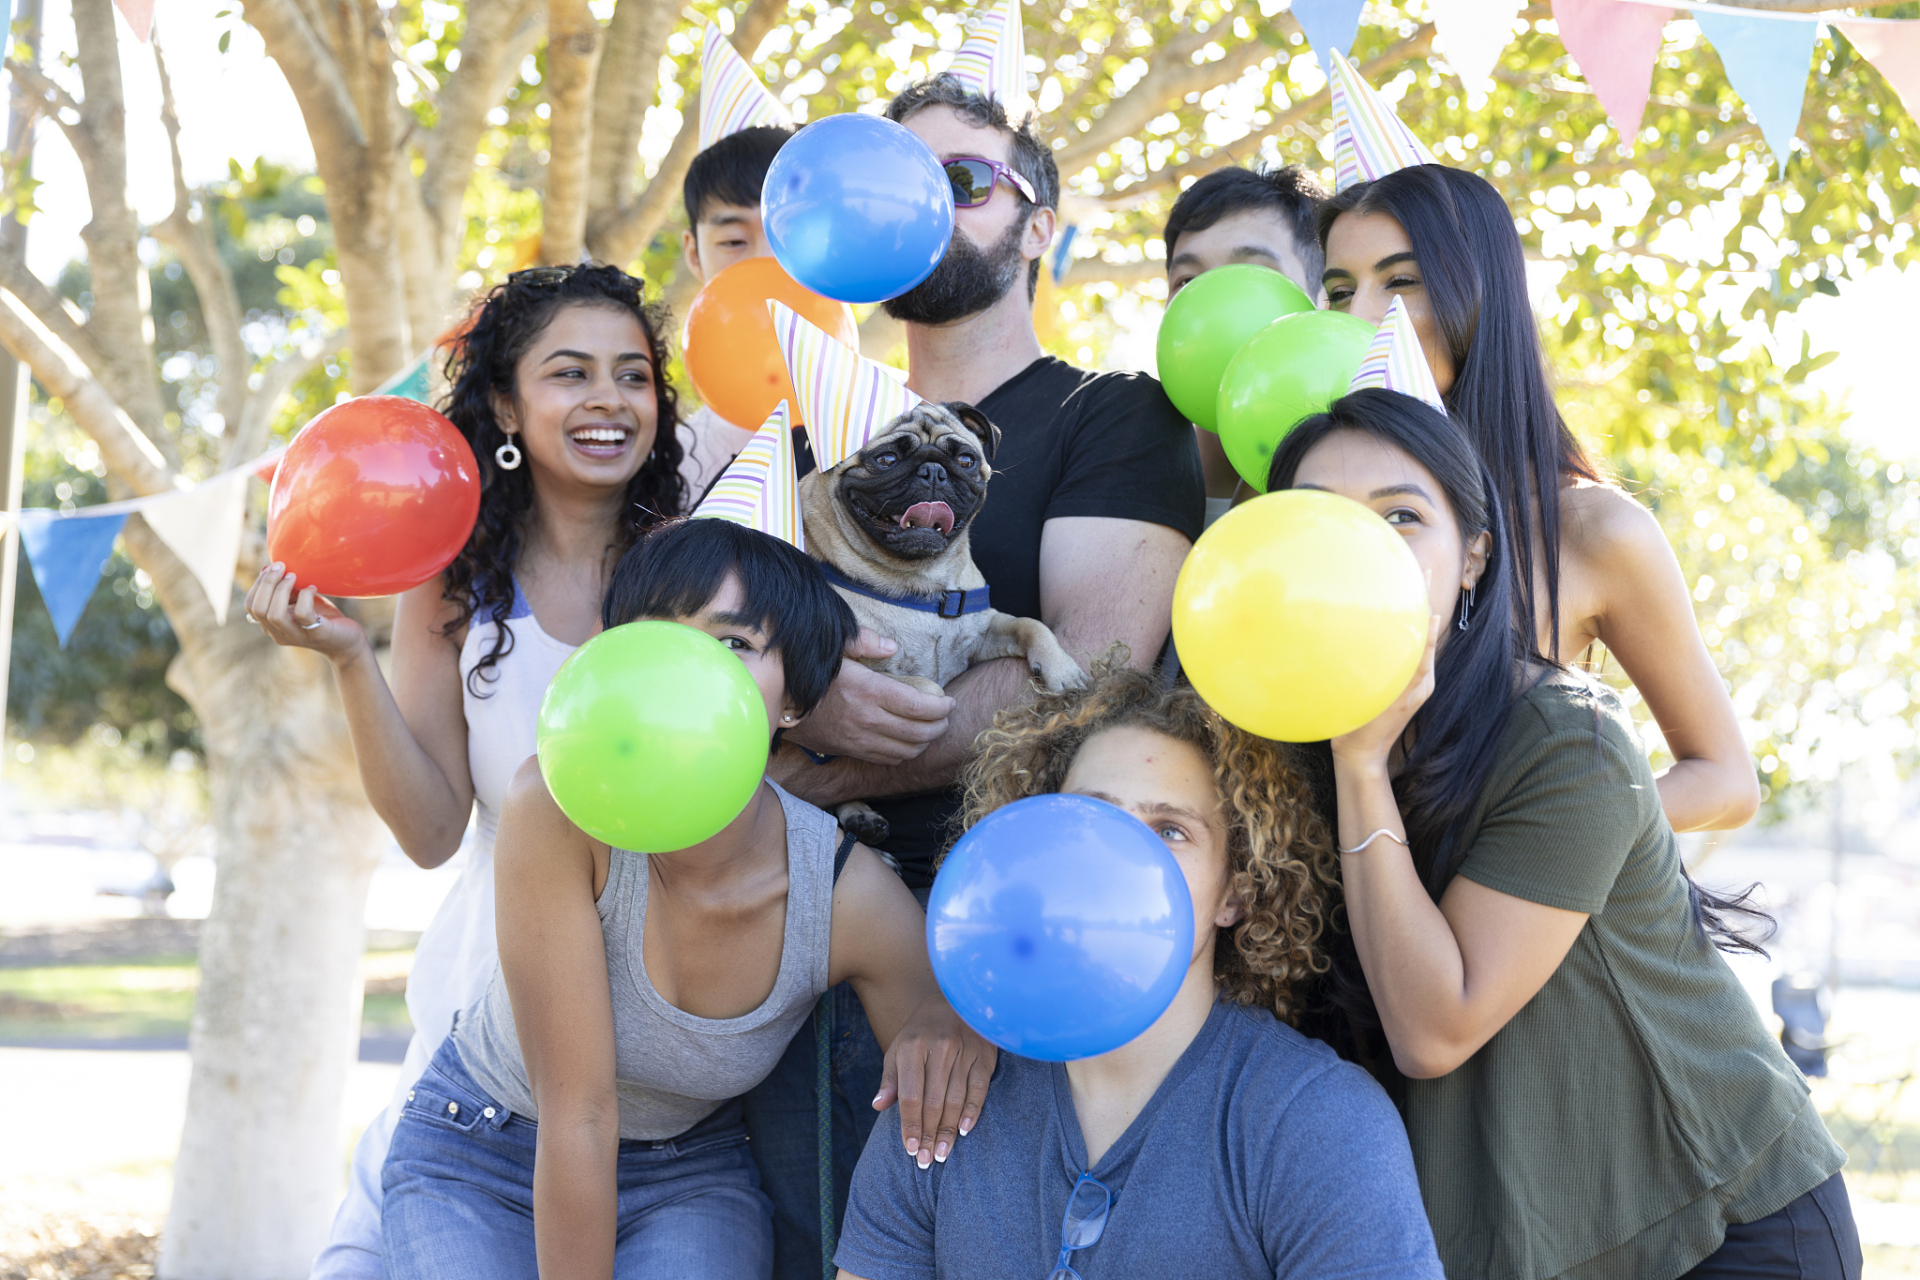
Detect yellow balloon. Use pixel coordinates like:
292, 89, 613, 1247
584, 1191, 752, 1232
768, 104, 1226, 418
1173, 490, 1431, 742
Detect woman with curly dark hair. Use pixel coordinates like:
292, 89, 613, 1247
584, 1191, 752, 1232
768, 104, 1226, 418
832, 665, 1444, 1280
244, 262, 685, 1280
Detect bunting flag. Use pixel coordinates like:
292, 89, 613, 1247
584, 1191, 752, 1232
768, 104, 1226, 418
699, 22, 794, 151
945, 0, 1028, 112
1838, 21, 1920, 122
693, 401, 804, 550
1348, 297, 1448, 414
770, 301, 924, 472
141, 469, 250, 626
18, 509, 130, 646
1553, 0, 1673, 143
113, 0, 154, 42
1328, 47, 1438, 192
1292, 0, 1367, 81
1691, 8, 1818, 173
1428, 0, 1524, 93
374, 347, 435, 404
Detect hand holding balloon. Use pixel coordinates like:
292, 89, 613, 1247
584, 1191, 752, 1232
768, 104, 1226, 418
537, 622, 771, 851
926, 794, 1194, 1062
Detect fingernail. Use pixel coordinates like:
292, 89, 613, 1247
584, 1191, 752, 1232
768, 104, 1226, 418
917, 1150, 932, 1170
959, 1118, 973, 1136
934, 1141, 949, 1162
872, 1094, 886, 1107
905, 1137, 918, 1154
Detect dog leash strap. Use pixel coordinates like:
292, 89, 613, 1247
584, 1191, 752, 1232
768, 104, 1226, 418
817, 561, 992, 617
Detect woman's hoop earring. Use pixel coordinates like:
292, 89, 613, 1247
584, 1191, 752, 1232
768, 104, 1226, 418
494, 438, 523, 471
1457, 585, 1475, 631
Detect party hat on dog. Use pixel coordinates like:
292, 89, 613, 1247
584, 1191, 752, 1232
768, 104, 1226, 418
1328, 46, 1437, 192
693, 399, 805, 550
770, 301, 925, 471
945, 0, 1028, 112
1348, 297, 1447, 412
699, 22, 794, 151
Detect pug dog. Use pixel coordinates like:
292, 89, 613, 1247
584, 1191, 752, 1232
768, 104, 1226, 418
799, 401, 1087, 845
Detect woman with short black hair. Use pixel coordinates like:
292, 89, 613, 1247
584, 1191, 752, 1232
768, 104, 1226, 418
1318, 165, 1760, 834
1270, 389, 1859, 1280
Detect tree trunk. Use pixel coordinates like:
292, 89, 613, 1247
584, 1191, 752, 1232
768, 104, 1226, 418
154, 566, 387, 1278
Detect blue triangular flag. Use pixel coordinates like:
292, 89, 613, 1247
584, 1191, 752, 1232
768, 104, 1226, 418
1691, 9, 1817, 174
1292, 0, 1367, 80
18, 508, 129, 646
375, 350, 433, 404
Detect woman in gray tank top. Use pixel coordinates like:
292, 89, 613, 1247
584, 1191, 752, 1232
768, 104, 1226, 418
381, 519, 998, 1280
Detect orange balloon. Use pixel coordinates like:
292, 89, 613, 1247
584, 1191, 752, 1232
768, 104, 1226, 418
267, 396, 480, 598
683, 257, 858, 428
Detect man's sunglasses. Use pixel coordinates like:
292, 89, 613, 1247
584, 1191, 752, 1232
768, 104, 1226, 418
944, 156, 1037, 208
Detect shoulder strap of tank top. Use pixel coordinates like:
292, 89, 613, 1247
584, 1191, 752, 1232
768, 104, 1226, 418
832, 831, 856, 883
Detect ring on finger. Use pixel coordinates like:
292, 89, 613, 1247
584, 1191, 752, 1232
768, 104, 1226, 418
245, 613, 259, 624
299, 618, 324, 631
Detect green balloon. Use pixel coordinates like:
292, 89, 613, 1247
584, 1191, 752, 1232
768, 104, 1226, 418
1217, 310, 1379, 493
537, 621, 770, 852
1156, 265, 1314, 431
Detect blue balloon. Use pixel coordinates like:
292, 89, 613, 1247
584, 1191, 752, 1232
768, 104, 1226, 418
927, 795, 1196, 1062
761, 113, 956, 304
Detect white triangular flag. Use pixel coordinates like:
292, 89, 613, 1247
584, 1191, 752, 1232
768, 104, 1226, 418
141, 471, 249, 624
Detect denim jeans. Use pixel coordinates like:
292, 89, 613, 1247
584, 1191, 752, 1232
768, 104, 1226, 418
741, 980, 887, 1280
1679, 1173, 1863, 1280
382, 1040, 773, 1280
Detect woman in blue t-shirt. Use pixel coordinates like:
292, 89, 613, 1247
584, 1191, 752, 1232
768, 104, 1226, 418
833, 665, 1444, 1280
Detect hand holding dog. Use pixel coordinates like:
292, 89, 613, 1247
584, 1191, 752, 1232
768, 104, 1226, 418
785, 627, 955, 765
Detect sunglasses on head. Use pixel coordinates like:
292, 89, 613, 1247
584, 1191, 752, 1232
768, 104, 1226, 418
944, 156, 1038, 208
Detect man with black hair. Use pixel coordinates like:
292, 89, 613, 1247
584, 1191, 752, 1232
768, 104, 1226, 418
748, 68, 1204, 1280
1162, 163, 1327, 516
676, 124, 793, 497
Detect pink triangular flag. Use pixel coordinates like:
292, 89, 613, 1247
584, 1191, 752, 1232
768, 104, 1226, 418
1328, 47, 1438, 193
114, 0, 154, 42
1840, 21, 1920, 123
1348, 297, 1447, 413
699, 22, 794, 151
693, 401, 804, 551
770, 302, 923, 472
1554, 0, 1671, 144
945, 0, 1028, 112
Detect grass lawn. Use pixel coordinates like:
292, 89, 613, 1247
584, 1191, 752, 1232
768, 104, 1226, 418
0, 951, 415, 1043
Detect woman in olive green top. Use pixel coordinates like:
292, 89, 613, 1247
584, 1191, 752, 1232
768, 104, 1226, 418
1268, 389, 1860, 1280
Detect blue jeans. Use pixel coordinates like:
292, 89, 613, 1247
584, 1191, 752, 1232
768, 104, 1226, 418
741, 981, 886, 1280
382, 1040, 773, 1280
1679, 1173, 1862, 1279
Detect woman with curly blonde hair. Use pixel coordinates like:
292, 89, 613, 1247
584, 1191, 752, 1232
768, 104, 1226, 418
833, 666, 1443, 1280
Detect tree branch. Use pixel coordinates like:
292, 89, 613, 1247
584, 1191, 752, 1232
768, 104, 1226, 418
541, 0, 604, 266
1054, 256, 1163, 287
585, 0, 675, 217
240, 0, 370, 163
0, 287, 174, 495
224, 327, 347, 468
1052, 30, 1277, 176
0, 251, 109, 372
420, 0, 542, 273
152, 35, 251, 443
5, 58, 86, 158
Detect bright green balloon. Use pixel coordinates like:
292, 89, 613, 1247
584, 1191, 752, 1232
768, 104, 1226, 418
537, 621, 770, 852
1156, 265, 1314, 431
1217, 310, 1378, 493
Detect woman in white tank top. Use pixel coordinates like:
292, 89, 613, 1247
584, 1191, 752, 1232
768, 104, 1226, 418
244, 264, 688, 1280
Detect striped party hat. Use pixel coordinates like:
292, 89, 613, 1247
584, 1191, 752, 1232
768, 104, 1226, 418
945, 0, 1028, 112
1328, 46, 1437, 192
770, 301, 924, 472
692, 400, 805, 550
699, 22, 794, 151
1348, 297, 1447, 413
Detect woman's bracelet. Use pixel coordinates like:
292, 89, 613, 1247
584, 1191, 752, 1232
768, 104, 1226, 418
1338, 828, 1408, 855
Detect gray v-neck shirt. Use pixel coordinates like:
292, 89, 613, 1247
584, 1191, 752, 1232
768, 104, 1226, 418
836, 998, 1443, 1280
455, 781, 837, 1141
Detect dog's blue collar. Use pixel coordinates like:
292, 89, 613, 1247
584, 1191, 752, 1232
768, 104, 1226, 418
818, 562, 992, 620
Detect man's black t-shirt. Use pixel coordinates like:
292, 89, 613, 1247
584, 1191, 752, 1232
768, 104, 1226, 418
863, 357, 1204, 888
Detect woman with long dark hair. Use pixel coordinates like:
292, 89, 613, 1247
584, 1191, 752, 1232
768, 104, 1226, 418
1268, 389, 1859, 1280
244, 263, 686, 1279
1317, 165, 1759, 833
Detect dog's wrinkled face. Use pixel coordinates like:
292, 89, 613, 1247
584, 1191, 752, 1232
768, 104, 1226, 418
831, 402, 1000, 561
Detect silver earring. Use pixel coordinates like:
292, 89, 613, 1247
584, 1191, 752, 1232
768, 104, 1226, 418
1457, 585, 1475, 631
494, 438, 523, 471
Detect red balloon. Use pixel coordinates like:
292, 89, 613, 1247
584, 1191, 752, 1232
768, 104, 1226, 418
267, 396, 480, 598
683, 257, 858, 428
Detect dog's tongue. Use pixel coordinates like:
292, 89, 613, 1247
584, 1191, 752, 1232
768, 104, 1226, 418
899, 501, 955, 536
